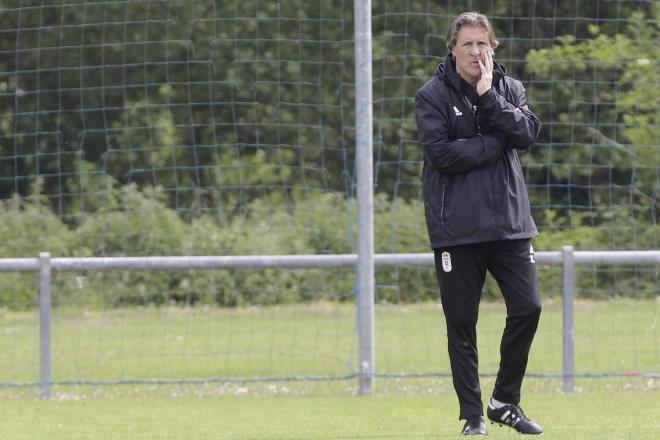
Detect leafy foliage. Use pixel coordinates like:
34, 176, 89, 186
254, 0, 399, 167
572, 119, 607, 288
0, 185, 656, 309
526, 7, 660, 235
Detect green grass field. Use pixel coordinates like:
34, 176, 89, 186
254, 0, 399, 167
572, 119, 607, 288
1, 299, 658, 438
0, 393, 658, 439
1, 299, 657, 384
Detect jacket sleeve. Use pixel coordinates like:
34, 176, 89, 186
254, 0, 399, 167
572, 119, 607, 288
415, 89, 506, 174
477, 80, 541, 149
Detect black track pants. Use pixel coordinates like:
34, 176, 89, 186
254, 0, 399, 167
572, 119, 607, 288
433, 239, 542, 420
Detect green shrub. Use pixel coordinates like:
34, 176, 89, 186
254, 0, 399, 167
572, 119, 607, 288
1, 185, 657, 309
0, 194, 74, 308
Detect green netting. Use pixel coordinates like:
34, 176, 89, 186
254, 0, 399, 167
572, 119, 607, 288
0, 0, 657, 390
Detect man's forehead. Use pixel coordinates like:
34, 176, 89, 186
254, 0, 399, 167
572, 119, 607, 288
456, 26, 490, 41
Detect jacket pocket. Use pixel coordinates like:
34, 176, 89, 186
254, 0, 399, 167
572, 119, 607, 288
425, 183, 447, 232
440, 184, 446, 225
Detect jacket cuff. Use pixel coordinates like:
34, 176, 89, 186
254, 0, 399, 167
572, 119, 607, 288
477, 88, 496, 105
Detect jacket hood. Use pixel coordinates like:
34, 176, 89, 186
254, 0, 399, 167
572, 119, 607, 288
435, 53, 506, 92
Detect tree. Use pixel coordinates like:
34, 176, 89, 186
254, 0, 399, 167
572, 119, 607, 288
526, 6, 659, 235
0, 0, 655, 222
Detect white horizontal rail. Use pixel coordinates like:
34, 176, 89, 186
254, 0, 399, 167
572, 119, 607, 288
573, 250, 660, 264
0, 258, 40, 271
0, 250, 658, 272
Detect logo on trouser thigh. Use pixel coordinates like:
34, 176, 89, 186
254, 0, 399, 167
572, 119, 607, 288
529, 245, 536, 264
441, 251, 452, 272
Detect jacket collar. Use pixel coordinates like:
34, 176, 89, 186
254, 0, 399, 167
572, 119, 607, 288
435, 53, 506, 93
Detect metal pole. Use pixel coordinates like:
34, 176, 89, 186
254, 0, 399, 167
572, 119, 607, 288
562, 246, 575, 393
39, 252, 52, 400
354, 0, 375, 395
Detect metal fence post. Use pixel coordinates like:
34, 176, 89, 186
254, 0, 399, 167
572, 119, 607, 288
39, 252, 52, 400
562, 245, 575, 393
354, 0, 375, 395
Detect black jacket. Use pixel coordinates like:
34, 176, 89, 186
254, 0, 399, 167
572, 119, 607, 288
415, 54, 541, 248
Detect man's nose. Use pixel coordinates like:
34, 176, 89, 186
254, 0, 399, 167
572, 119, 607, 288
469, 45, 480, 56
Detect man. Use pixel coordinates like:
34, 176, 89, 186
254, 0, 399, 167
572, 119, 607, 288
414, 12, 544, 436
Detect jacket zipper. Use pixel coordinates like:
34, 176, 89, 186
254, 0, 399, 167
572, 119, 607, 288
461, 94, 480, 133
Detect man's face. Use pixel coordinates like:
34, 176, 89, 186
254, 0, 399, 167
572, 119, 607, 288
451, 26, 492, 85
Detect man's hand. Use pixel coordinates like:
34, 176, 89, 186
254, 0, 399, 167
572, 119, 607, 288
476, 50, 494, 96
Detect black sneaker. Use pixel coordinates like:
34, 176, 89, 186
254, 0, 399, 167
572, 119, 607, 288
487, 402, 543, 435
462, 415, 488, 436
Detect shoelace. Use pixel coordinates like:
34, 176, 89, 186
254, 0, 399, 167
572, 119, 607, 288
504, 405, 531, 427
513, 405, 529, 421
